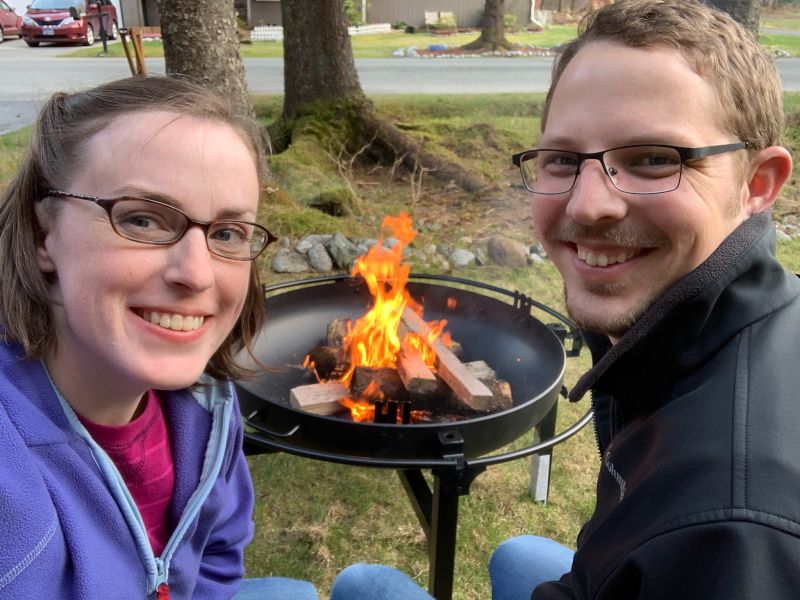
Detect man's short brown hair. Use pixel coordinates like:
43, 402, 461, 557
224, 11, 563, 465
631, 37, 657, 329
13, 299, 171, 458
542, 0, 783, 152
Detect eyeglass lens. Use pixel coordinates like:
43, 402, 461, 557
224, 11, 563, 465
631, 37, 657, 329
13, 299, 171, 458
109, 198, 267, 259
521, 146, 683, 194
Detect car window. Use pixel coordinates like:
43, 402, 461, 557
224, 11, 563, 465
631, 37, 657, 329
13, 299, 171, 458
29, 0, 83, 9
0, 0, 12, 11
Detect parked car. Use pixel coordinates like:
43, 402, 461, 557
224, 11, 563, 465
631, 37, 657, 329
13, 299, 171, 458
0, 0, 23, 42
21, 0, 118, 47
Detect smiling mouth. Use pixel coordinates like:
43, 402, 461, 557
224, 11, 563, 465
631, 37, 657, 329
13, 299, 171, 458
139, 310, 205, 332
576, 246, 642, 267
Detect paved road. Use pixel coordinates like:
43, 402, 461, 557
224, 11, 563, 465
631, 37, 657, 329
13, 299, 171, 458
2, 37, 800, 133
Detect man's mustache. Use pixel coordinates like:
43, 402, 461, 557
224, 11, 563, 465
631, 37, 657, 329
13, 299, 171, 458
546, 220, 670, 248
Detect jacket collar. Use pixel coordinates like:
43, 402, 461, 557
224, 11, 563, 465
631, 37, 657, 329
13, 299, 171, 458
569, 211, 798, 408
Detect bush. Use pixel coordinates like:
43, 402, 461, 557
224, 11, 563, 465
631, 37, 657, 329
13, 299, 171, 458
391, 20, 408, 30
504, 13, 521, 32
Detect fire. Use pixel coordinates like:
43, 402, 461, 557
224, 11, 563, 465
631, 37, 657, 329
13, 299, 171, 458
334, 212, 449, 420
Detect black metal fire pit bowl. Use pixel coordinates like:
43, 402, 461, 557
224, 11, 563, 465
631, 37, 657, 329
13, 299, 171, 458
236, 274, 570, 466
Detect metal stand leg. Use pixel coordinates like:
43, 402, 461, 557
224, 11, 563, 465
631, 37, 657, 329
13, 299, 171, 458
530, 401, 558, 503
397, 433, 486, 599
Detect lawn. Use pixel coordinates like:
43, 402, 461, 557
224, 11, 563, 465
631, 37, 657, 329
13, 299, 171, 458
64, 25, 579, 59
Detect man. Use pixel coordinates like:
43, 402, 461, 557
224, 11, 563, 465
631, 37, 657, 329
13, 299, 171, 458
494, 0, 800, 598
330, 0, 800, 598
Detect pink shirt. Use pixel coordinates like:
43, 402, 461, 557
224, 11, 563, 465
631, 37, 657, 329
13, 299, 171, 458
79, 390, 175, 556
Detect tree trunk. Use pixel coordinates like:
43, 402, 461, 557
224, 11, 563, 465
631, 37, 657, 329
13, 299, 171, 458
282, 0, 365, 120
276, 0, 491, 196
462, 0, 515, 52
705, 0, 760, 37
155, 0, 253, 118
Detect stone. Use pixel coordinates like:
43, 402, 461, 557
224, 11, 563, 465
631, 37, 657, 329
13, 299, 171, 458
325, 233, 360, 270
272, 249, 311, 273
474, 247, 488, 266
487, 236, 528, 267
308, 243, 334, 273
449, 248, 475, 268
297, 234, 333, 254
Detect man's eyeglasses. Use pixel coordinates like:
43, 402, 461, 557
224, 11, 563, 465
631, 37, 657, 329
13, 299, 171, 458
45, 190, 277, 261
511, 142, 751, 195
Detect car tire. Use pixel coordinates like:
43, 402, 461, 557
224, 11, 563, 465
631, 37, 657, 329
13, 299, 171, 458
109, 20, 119, 40
24, 38, 39, 47
0, 25, 4, 43
84, 24, 94, 46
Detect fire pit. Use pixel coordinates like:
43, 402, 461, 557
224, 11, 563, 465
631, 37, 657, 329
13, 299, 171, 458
237, 273, 567, 461
237, 273, 589, 599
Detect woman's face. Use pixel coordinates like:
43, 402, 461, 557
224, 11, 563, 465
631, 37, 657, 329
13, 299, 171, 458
35, 111, 260, 423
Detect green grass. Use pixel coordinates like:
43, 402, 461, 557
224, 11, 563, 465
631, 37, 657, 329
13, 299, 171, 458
64, 25, 578, 59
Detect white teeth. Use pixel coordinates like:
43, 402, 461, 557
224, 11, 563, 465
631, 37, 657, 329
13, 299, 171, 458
141, 311, 204, 331
577, 247, 638, 267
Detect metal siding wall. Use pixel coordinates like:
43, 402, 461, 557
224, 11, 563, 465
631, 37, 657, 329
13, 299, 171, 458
366, 0, 532, 27
251, 1, 282, 25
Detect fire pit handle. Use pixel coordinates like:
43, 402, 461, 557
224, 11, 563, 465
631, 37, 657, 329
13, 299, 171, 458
466, 408, 594, 468
244, 411, 301, 438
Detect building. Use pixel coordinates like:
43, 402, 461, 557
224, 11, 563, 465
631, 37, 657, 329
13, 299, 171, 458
111, 0, 541, 29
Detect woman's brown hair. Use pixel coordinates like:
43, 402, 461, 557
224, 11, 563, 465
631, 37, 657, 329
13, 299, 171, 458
0, 75, 267, 380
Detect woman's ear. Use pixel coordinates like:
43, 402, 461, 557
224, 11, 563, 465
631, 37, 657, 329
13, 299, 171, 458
743, 145, 793, 217
33, 201, 56, 274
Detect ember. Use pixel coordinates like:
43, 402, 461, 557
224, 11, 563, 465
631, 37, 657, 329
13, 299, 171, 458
295, 213, 512, 423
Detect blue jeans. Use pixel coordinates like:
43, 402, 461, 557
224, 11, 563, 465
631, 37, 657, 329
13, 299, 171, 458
329, 535, 573, 600
233, 576, 319, 599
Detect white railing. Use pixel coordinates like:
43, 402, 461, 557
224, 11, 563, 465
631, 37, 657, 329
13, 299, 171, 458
249, 23, 392, 42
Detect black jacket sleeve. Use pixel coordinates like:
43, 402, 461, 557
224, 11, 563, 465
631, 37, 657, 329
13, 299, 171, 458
533, 520, 800, 599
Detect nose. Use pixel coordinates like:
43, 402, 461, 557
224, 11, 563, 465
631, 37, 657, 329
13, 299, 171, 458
163, 226, 215, 292
566, 158, 629, 225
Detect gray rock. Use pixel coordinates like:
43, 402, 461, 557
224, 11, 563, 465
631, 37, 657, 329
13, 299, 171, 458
474, 247, 488, 266
308, 243, 334, 273
423, 243, 438, 256
531, 243, 547, 258
325, 233, 360, 270
272, 249, 311, 273
776, 228, 792, 242
487, 236, 528, 267
528, 253, 545, 265
296, 234, 333, 254
450, 248, 475, 268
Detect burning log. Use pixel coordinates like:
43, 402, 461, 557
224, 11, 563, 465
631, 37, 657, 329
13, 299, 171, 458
396, 346, 438, 395
290, 382, 349, 416
464, 360, 513, 412
326, 318, 350, 346
401, 308, 494, 411
351, 367, 408, 403
305, 345, 345, 380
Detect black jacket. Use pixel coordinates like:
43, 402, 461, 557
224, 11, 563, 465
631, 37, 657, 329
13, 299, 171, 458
534, 211, 800, 599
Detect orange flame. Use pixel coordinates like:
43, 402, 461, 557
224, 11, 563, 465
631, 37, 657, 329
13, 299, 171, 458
300, 213, 451, 422
340, 213, 418, 383
338, 213, 448, 420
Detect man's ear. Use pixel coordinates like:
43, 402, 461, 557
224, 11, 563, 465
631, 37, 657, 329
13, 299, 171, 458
33, 201, 56, 274
743, 146, 793, 216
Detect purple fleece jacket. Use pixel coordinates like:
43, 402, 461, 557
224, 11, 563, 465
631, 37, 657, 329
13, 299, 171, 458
0, 341, 255, 599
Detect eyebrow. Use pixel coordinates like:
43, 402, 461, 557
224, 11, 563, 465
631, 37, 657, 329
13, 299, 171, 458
539, 134, 698, 149
113, 187, 257, 221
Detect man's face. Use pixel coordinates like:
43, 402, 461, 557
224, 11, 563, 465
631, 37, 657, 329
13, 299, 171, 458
533, 41, 752, 339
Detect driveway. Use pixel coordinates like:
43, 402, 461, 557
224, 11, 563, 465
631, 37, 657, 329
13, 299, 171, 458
3, 36, 800, 134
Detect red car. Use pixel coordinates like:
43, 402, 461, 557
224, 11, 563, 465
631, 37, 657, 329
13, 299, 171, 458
0, 0, 23, 42
22, 0, 118, 47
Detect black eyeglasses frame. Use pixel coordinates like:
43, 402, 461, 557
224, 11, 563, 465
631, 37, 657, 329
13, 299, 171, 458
511, 141, 752, 195
44, 190, 277, 261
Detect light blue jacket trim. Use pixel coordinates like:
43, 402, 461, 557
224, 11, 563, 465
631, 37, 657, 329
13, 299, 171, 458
46, 369, 234, 595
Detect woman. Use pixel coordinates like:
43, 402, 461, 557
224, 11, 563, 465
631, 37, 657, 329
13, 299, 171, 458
0, 76, 316, 599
